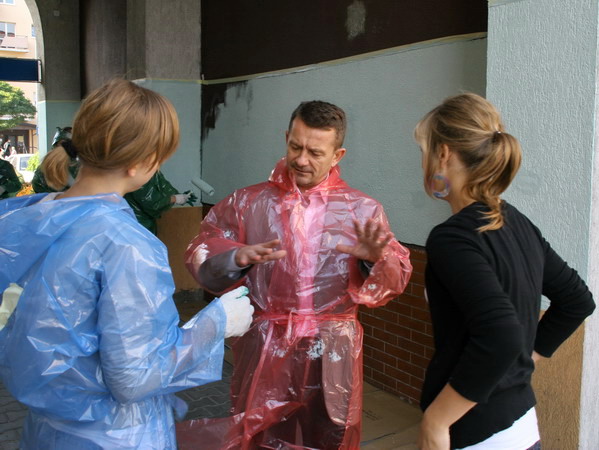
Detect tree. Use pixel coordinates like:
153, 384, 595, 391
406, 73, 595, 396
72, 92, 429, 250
0, 81, 36, 131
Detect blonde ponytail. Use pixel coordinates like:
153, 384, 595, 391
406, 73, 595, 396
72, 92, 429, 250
466, 131, 522, 231
41, 145, 73, 191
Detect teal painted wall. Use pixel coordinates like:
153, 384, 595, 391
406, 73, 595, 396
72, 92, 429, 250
201, 35, 487, 246
134, 79, 202, 197
487, 0, 597, 278
487, 0, 599, 446
37, 100, 80, 156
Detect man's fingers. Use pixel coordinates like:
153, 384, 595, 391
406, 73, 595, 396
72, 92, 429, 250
263, 250, 287, 262
365, 219, 379, 239
261, 239, 281, 249
379, 233, 393, 248
353, 220, 364, 237
336, 244, 352, 254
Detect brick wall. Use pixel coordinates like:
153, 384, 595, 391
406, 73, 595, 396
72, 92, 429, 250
358, 244, 433, 405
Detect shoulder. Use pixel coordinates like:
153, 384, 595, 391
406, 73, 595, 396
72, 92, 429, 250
334, 183, 383, 208
502, 201, 535, 227
91, 207, 169, 265
214, 181, 278, 212
426, 203, 488, 254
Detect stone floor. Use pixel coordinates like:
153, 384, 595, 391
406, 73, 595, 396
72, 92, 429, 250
0, 291, 421, 449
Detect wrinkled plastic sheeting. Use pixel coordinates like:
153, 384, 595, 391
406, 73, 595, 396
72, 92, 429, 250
181, 159, 412, 448
0, 193, 227, 448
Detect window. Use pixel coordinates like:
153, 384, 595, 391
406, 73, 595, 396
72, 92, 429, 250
0, 22, 16, 39
0, 0, 15, 4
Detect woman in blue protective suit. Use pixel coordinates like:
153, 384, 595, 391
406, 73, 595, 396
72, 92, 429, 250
0, 78, 254, 449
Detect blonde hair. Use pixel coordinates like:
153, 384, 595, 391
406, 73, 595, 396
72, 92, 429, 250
42, 78, 180, 190
414, 93, 522, 232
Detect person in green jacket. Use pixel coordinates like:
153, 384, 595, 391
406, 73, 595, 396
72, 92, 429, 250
34, 126, 197, 234
32, 127, 78, 194
0, 159, 22, 199
124, 171, 197, 234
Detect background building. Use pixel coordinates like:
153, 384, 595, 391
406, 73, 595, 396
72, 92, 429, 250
0, 0, 37, 154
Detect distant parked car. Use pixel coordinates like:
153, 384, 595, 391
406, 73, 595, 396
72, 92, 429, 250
8, 154, 33, 183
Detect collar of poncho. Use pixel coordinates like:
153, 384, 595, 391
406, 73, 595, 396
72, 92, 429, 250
268, 157, 347, 194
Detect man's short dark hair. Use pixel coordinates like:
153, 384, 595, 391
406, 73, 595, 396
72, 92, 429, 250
288, 101, 347, 148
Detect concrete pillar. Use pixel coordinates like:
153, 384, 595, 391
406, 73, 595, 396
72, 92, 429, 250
487, 0, 599, 447
125, 0, 203, 200
126, 0, 201, 80
27, 0, 80, 155
81, 0, 126, 93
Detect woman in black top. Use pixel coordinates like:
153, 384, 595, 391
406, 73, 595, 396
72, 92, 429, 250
414, 93, 595, 449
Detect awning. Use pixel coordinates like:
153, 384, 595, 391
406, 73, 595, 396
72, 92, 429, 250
0, 57, 41, 82
0, 36, 29, 51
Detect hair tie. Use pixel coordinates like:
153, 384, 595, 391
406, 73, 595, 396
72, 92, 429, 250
62, 139, 78, 159
492, 130, 502, 142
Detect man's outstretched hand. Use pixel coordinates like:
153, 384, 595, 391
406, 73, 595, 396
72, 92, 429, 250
336, 219, 393, 263
235, 239, 287, 267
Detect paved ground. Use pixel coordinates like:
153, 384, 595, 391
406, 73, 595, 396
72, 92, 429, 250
0, 291, 230, 449
0, 362, 233, 449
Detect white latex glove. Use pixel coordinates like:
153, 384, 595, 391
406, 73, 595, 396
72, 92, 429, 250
173, 193, 192, 205
220, 286, 254, 338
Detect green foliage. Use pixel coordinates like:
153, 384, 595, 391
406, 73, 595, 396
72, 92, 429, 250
0, 81, 36, 131
26, 152, 40, 171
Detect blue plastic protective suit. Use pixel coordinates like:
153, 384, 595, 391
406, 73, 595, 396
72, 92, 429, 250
0, 193, 227, 449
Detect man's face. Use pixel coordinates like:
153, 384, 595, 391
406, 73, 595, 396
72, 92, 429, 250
285, 118, 346, 190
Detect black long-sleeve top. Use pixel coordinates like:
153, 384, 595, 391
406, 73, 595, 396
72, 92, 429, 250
421, 202, 595, 448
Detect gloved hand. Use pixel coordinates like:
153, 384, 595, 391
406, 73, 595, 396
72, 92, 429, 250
219, 286, 254, 338
183, 190, 198, 205
173, 191, 198, 206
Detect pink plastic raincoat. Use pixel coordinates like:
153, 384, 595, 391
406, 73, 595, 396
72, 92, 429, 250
179, 158, 412, 449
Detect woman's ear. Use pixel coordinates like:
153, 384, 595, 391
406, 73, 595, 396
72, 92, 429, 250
437, 144, 452, 169
126, 166, 138, 178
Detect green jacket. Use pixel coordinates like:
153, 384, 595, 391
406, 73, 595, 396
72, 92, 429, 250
32, 163, 79, 194
0, 159, 22, 199
124, 171, 178, 234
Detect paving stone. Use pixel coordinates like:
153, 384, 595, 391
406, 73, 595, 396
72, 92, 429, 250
0, 361, 233, 443
0, 430, 20, 442
6, 409, 27, 422
0, 443, 20, 450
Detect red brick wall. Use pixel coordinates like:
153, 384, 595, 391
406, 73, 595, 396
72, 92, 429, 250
359, 244, 433, 405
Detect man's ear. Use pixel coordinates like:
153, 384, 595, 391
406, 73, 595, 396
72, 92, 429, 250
332, 148, 346, 166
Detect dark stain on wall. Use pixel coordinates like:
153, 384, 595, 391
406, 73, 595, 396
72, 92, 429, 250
201, 0, 487, 79
201, 81, 249, 140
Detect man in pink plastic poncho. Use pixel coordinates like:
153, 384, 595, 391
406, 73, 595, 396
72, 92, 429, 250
181, 101, 413, 449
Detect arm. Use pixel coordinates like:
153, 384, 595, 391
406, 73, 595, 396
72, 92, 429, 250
338, 205, 412, 307
419, 384, 476, 450
195, 240, 286, 294
185, 194, 286, 294
197, 248, 252, 293
98, 234, 227, 404
535, 237, 595, 357
126, 171, 179, 220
